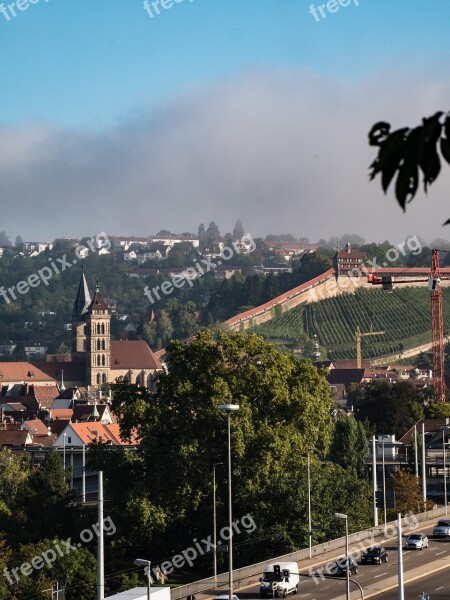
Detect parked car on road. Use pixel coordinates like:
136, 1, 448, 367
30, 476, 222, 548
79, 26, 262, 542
214, 595, 239, 600
433, 520, 450, 538
360, 546, 388, 564
405, 533, 429, 550
329, 557, 358, 576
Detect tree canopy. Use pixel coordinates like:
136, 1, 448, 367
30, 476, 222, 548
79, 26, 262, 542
88, 331, 372, 568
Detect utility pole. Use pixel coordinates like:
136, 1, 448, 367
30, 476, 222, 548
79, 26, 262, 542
97, 471, 104, 600
372, 435, 378, 526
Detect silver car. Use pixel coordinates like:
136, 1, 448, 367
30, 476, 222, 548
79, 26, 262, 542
405, 533, 429, 550
433, 519, 450, 538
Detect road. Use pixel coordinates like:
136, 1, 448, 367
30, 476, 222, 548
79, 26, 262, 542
217, 521, 450, 600
374, 567, 450, 600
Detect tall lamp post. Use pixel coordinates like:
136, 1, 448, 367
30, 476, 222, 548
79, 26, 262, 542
333, 512, 349, 600
213, 461, 223, 584
443, 428, 449, 515
218, 404, 239, 600
134, 559, 151, 600
307, 453, 312, 559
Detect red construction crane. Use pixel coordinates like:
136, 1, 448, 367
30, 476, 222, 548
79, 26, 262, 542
367, 248, 446, 403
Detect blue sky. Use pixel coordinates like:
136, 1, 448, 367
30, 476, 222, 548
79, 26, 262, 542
1, 1, 450, 242
2, 0, 449, 129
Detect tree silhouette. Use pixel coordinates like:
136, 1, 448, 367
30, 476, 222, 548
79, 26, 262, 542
368, 111, 450, 223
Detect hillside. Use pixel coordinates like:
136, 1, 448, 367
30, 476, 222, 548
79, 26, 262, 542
250, 287, 450, 360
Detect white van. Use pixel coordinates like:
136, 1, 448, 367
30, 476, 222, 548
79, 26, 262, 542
259, 562, 300, 598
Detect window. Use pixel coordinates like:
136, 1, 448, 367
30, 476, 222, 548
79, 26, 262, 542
96, 373, 101, 384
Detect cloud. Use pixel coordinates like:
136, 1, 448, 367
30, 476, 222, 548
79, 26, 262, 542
2, 68, 450, 243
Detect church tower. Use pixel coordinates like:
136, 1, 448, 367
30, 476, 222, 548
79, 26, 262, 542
86, 281, 111, 387
72, 268, 91, 360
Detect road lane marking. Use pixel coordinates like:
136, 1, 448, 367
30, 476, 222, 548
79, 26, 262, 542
435, 551, 446, 555
435, 587, 444, 590
373, 572, 388, 578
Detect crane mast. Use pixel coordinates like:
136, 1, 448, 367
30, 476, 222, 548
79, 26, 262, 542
431, 249, 445, 402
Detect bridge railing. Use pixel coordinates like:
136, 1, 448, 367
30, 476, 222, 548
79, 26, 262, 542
170, 506, 447, 600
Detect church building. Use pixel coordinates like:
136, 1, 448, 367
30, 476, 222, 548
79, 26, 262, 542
0, 272, 162, 392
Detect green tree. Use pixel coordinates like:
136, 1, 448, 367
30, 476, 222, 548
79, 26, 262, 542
17, 448, 75, 543
352, 380, 424, 438
198, 223, 206, 249
329, 416, 368, 478
14, 235, 23, 248
233, 219, 245, 240
0, 232, 10, 245
298, 252, 332, 283
390, 470, 431, 516
206, 221, 221, 246
103, 332, 334, 557
155, 309, 173, 347
142, 320, 157, 347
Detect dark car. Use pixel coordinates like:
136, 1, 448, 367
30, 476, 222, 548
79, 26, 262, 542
360, 546, 388, 565
329, 557, 358, 576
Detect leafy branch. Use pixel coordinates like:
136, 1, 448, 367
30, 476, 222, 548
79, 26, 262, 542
368, 111, 450, 224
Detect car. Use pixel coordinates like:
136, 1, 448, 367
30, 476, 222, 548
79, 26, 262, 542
329, 556, 358, 576
360, 546, 388, 565
214, 595, 239, 600
433, 519, 450, 538
405, 533, 429, 550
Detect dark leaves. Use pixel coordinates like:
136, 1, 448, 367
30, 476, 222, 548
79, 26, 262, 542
368, 111, 450, 221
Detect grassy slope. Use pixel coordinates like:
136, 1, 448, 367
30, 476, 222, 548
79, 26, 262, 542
251, 287, 450, 360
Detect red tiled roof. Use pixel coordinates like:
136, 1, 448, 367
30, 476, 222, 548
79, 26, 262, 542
67, 422, 139, 446
33, 361, 85, 382
50, 419, 71, 435
0, 430, 31, 446
49, 409, 74, 420
337, 250, 363, 259
334, 359, 371, 370
30, 433, 57, 447
327, 368, 368, 386
110, 341, 162, 370
399, 419, 449, 444
0, 362, 55, 382
31, 384, 60, 409
21, 419, 49, 435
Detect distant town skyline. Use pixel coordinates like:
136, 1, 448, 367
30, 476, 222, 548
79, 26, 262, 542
1, 1, 450, 242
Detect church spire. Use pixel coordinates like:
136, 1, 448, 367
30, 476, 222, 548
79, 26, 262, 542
72, 266, 92, 322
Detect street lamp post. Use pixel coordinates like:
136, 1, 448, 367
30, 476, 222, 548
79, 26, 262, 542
218, 404, 239, 600
134, 559, 151, 600
213, 461, 223, 584
333, 512, 349, 600
382, 439, 387, 529
307, 453, 312, 559
443, 428, 448, 515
